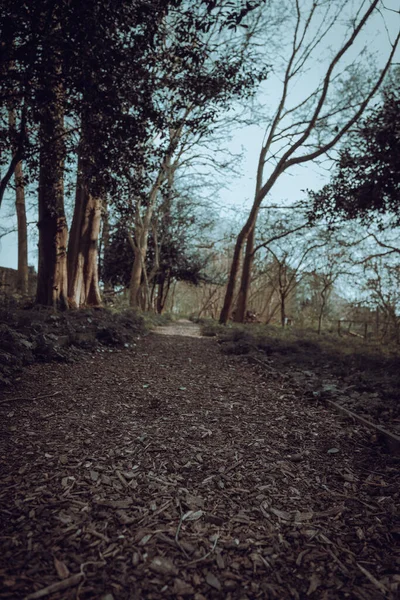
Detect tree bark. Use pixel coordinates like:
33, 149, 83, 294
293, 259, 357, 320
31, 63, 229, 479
234, 224, 256, 322
14, 160, 28, 295
280, 292, 286, 328
100, 195, 112, 291
8, 108, 28, 295
318, 289, 327, 335
219, 147, 272, 324
129, 242, 146, 308
67, 146, 102, 308
219, 228, 248, 324
36, 36, 68, 310
156, 277, 165, 314
129, 168, 166, 309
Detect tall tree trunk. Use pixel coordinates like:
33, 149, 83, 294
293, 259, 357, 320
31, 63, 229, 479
158, 273, 172, 314
234, 224, 256, 322
219, 152, 269, 324
318, 291, 326, 335
129, 174, 164, 309
156, 276, 165, 314
36, 35, 68, 310
129, 242, 146, 308
8, 108, 28, 295
67, 146, 102, 308
219, 228, 248, 324
15, 160, 28, 295
280, 292, 286, 328
100, 195, 112, 291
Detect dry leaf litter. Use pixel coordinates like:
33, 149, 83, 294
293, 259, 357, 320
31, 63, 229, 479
0, 321, 399, 599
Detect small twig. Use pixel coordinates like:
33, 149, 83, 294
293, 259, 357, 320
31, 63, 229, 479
0, 391, 61, 405
24, 573, 84, 600
175, 515, 186, 547
326, 547, 350, 575
175, 502, 190, 559
184, 535, 219, 566
356, 562, 388, 595
86, 528, 110, 543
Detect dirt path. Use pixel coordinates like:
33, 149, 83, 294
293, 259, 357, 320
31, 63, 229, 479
0, 324, 398, 599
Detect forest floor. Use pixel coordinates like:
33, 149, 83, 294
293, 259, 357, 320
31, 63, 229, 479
0, 320, 399, 600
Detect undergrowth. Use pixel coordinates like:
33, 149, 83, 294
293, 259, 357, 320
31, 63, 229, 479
201, 319, 400, 397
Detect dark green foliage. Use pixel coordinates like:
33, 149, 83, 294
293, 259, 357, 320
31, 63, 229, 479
309, 82, 400, 227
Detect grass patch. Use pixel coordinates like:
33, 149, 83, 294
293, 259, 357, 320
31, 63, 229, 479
141, 312, 173, 329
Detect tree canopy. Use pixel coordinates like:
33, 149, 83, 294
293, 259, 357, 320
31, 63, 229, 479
309, 79, 400, 227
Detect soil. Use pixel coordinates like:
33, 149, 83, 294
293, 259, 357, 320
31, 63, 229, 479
0, 320, 399, 600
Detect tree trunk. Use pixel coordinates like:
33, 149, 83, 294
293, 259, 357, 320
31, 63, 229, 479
234, 224, 255, 322
159, 274, 172, 314
280, 293, 286, 328
219, 228, 248, 324
67, 147, 102, 308
318, 292, 326, 335
15, 160, 29, 295
8, 108, 28, 295
129, 244, 146, 308
100, 195, 112, 291
156, 277, 165, 314
219, 159, 269, 324
36, 41, 68, 310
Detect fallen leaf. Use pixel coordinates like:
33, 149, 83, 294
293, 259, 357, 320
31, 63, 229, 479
173, 578, 194, 596
139, 534, 152, 546
54, 557, 70, 580
307, 573, 321, 595
216, 552, 225, 569
270, 508, 291, 520
150, 556, 177, 576
206, 572, 221, 590
182, 510, 204, 521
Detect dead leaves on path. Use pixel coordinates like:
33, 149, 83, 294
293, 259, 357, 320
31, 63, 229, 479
0, 334, 399, 599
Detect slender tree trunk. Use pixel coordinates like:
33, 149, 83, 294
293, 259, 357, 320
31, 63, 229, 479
156, 276, 165, 314
14, 161, 28, 295
99, 195, 112, 291
129, 243, 146, 308
318, 292, 326, 335
8, 108, 28, 295
219, 151, 271, 324
280, 292, 286, 328
67, 146, 102, 308
36, 38, 68, 310
170, 280, 177, 313
219, 228, 248, 324
234, 224, 256, 322
160, 275, 172, 314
